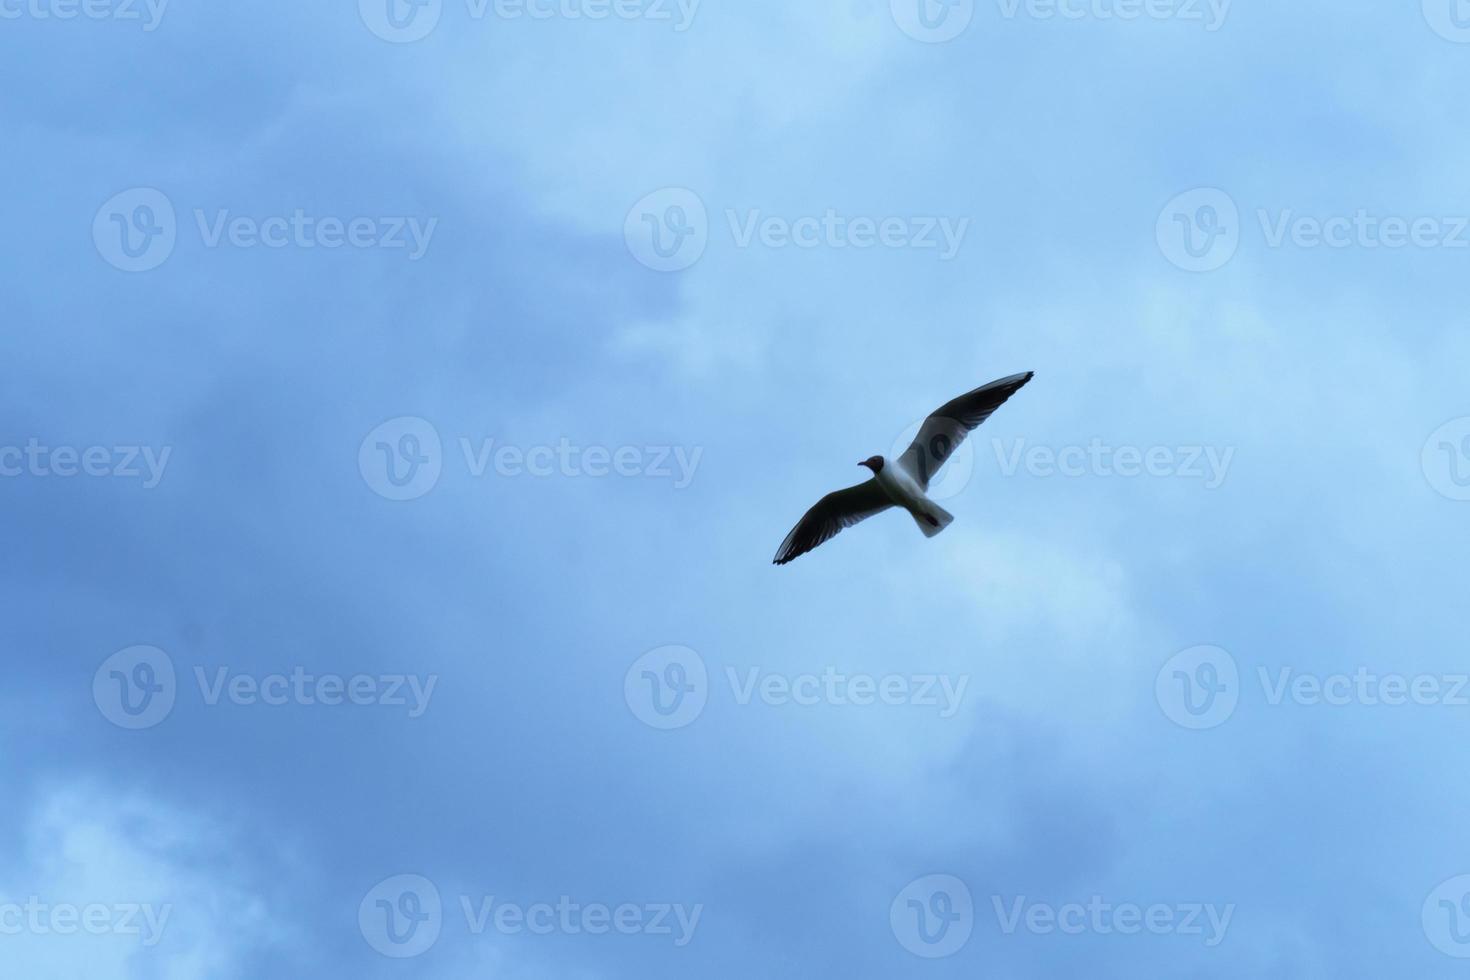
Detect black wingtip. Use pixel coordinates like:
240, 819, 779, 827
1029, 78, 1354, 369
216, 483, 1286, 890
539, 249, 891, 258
989, 370, 1035, 390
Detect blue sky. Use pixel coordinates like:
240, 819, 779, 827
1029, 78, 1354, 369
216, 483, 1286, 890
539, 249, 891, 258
4, 0, 1470, 976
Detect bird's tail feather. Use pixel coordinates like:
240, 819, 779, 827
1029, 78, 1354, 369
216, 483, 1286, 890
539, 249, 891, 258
912, 502, 955, 538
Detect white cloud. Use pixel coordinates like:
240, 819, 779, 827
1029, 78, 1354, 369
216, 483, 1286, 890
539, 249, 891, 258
0, 781, 294, 980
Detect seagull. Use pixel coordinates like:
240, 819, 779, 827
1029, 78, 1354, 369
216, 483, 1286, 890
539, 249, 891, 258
772, 371, 1034, 565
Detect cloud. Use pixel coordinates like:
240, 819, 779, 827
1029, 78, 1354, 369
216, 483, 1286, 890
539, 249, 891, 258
0, 781, 296, 980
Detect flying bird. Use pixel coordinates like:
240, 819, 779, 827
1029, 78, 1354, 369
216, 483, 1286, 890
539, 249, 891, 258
772, 371, 1034, 566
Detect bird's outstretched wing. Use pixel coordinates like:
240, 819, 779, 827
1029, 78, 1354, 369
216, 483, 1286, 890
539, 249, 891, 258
897, 371, 1034, 490
773, 479, 894, 565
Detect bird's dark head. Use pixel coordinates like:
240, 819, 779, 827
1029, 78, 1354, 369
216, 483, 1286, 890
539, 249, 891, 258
858, 455, 885, 474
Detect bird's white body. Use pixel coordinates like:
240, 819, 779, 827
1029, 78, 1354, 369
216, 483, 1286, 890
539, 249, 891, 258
875, 456, 927, 508
876, 457, 954, 537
